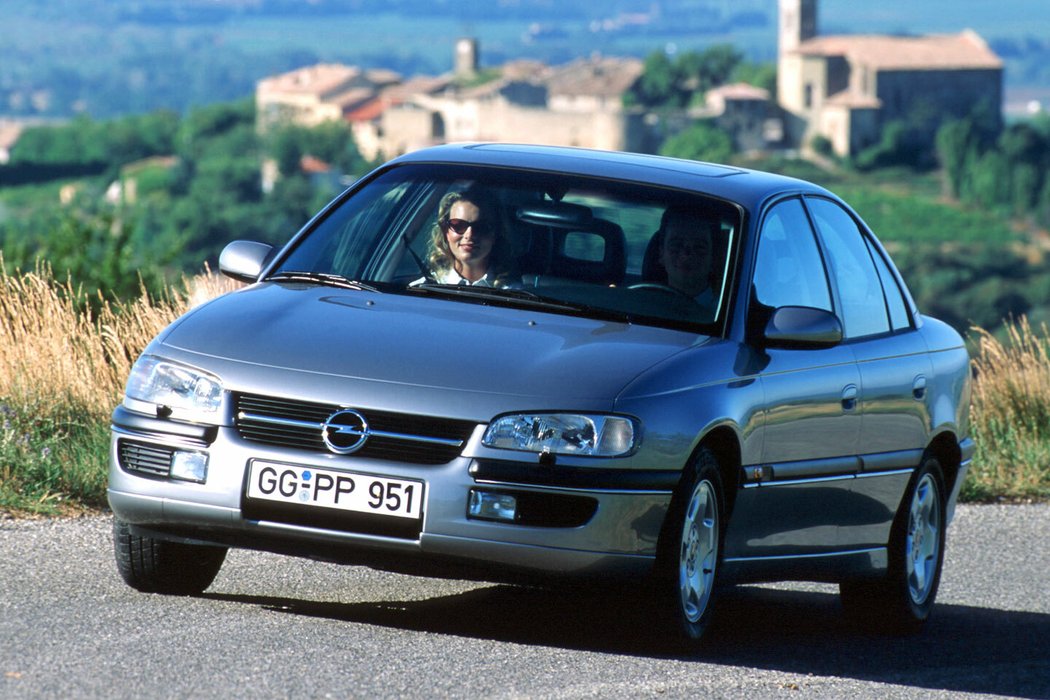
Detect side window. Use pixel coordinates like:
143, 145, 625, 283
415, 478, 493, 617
753, 198, 832, 311
866, 237, 912, 331
806, 197, 891, 339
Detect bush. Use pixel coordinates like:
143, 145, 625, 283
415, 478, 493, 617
810, 134, 834, 158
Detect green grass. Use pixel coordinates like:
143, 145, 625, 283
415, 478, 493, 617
749, 159, 1020, 246
831, 185, 1019, 245
0, 399, 110, 515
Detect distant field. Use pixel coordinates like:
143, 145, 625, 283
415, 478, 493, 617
832, 185, 1019, 246
819, 0, 1050, 37
121, 1, 1050, 74
220, 14, 530, 72
1, 0, 1047, 80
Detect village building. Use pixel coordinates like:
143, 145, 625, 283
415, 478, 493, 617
255, 63, 401, 133
372, 52, 646, 160
777, 0, 1003, 157
253, 1, 1005, 165
699, 82, 776, 155
254, 39, 649, 162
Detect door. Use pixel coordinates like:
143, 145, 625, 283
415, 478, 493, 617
806, 196, 930, 549
725, 197, 861, 559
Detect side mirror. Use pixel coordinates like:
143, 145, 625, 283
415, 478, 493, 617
218, 241, 274, 283
762, 306, 843, 349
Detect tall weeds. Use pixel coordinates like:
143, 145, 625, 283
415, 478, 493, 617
968, 318, 1050, 501
0, 259, 239, 514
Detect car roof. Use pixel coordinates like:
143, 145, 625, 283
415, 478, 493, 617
386, 142, 834, 211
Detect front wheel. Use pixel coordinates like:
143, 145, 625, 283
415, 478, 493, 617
660, 447, 725, 642
113, 518, 227, 595
840, 456, 946, 633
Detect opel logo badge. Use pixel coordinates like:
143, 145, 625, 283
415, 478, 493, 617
321, 409, 370, 455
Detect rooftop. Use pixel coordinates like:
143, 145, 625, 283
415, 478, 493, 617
257, 63, 361, 96
546, 56, 644, 98
798, 30, 1002, 71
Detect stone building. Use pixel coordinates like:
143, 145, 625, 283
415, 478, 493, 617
373, 52, 646, 160
702, 83, 776, 155
255, 46, 648, 162
255, 63, 400, 133
777, 0, 1003, 157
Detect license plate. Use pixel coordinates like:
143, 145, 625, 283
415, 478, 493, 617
246, 461, 424, 520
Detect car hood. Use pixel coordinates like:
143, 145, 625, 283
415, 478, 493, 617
158, 283, 706, 406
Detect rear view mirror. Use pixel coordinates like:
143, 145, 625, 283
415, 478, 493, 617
219, 240, 274, 283
762, 306, 843, 349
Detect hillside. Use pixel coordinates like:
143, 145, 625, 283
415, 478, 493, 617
1, 0, 1048, 119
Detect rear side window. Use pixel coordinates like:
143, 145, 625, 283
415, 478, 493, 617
866, 237, 912, 331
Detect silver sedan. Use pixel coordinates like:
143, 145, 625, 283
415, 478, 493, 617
108, 143, 972, 644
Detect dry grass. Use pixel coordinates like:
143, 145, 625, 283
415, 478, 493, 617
968, 318, 1050, 501
0, 259, 240, 514
0, 259, 240, 419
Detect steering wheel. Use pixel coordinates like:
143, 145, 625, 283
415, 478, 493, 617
628, 282, 692, 298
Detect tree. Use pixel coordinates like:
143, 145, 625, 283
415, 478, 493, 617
936, 118, 977, 199
731, 62, 776, 94
998, 123, 1048, 214
659, 122, 733, 164
267, 121, 369, 177
627, 45, 749, 110
970, 150, 1011, 209
677, 44, 743, 94
633, 51, 677, 107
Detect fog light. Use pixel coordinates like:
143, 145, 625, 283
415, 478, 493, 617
468, 490, 517, 522
171, 450, 209, 483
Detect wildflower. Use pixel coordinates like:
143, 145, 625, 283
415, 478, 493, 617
41, 446, 52, 459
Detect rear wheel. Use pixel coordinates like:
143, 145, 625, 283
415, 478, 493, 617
660, 447, 725, 642
840, 456, 946, 633
113, 518, 227, 595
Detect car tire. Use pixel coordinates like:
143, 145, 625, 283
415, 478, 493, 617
840, 456, 946, 633
659, 446, 726, 643
113, 518, 227, 595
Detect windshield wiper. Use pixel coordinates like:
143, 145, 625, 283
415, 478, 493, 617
268, 271, 381, 292
408, 283, 633, 323
411, 282, 540, 298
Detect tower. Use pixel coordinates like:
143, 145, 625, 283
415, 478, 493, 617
777, 0, 818, 146
778, 0, 817, 59
454, 38, 479, 78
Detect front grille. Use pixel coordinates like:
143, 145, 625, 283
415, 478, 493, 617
119, 440, 174, 477
234, 393, 475, 465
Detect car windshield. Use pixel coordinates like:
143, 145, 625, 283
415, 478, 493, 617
271, 163, 742, 332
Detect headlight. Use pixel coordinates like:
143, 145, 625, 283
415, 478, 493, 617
124, 356, 223, 414
482, 413, 637, 457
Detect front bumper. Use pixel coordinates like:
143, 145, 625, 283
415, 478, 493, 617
107, 409, 674, 581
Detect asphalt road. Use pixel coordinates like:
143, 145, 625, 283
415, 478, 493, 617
1, 504, 1048, 700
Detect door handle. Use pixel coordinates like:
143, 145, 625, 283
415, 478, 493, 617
841, 384, 858, 412
913, 375, 927, 401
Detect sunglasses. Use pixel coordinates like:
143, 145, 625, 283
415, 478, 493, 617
444, 218, 491, 236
